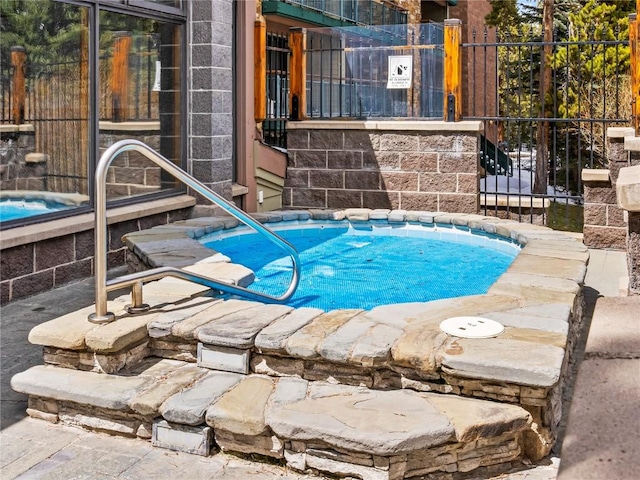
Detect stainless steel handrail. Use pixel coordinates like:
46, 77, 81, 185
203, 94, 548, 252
88, 139, 301, 323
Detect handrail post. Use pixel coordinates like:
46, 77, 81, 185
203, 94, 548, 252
88, 140, 301, 324
289, 27, 307, 121
443, 19, 462, 122
10, 46, 26, 125
255, 14, 267, 123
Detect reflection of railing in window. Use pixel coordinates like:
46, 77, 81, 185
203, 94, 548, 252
305, 23, 444, 119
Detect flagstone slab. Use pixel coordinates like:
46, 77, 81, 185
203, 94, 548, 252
349, 323, 404, 367
130, 363, 208, 416
205, 375, 275, 436
148, 298, 222, 338
365, 295, 521, 329
440, 338, 565, 387
11, 365, 151, 411
319, 314, 376, 363
159, 371, 243, 426
267, 385, 454, 455
171, 299, 261, 340
506, 253, 587, 284
425, 393, 531, 443
489, 273, 580, 306
28, 297, 131, 350
285, 310, 363, 359
254, 307, 324, 353
197, 304, 293, 349
482, 304, 571, 334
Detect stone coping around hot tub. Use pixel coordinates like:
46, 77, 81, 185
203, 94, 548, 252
123, 209, 587, 286
0, 190, 89, 206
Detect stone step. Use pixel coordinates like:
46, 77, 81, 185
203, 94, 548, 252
23, 291, 575, 461
11, 360, 532, 479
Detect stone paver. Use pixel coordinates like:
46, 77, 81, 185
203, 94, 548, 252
197, 304, 293, 349
441, 337, 565, 387
254, 307, 324, 353
130, 363, 208, 416
11, 365, 151, 411
267, 384, 456, 455
285, 309, 362, 358
171, 299, 260, 340
206, 375, 275, 436
159, 371, 243, 426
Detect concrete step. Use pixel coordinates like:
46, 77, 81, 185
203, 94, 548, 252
11, 360, 532, 479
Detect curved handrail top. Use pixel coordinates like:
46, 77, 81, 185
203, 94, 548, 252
92, 140, 301, 321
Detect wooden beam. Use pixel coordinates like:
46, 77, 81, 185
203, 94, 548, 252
111, 32, 131, 123
443, 19, 462, 122
254, 15, 267, 123
10, 46, 26, 125
289, 27, 307, 121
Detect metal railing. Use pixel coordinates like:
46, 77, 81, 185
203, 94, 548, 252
89, 140, 301, 323
302, 23, 444, 119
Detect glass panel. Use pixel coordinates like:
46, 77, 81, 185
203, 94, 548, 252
98, 11, 182, 201
0, 0, 91, 225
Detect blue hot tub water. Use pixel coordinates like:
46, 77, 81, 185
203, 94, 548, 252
202, 222, 519, 311
0, 198, 73, 222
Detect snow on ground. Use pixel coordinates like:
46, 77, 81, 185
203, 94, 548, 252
481, 168, 580, 204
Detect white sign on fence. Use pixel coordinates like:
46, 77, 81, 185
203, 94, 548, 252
387, 55, 412, 89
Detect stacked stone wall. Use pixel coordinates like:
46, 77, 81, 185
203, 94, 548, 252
284, 122, 481, 213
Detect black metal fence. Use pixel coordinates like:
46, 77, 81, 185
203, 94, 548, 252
304, 23, 444, 119
464, 25, 630, 229
1, 35, 160, 193
264, 32, 290, 149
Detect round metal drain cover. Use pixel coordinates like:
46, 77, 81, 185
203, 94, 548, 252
439, 316, 505, 339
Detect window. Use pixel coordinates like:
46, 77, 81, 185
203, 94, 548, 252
0, 0, 185, 228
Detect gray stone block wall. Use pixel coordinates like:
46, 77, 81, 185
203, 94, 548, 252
284, 124, 480, 212
189, 0, 234, 202
0, 207, 193, 305
582, 133, 628, 250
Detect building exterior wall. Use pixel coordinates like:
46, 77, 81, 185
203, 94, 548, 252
284, 121, 480, 213
188, 0, 235, 203
1, 1, 236, 304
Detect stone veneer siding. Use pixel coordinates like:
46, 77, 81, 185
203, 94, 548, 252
582, 127, 631, 250
284, 121, 482, 212
188, 0, 234, 202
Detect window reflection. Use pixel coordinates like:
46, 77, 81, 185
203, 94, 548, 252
99, 12, 182, 200
0, 1, 91, 222
0, 0, 184, 225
